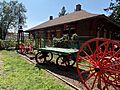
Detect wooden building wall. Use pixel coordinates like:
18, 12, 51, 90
28, 17, 120, 48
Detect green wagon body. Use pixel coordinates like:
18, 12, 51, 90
35, 47, 78, 68
37, 47, 78, 55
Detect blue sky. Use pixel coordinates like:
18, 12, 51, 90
15, 0, 111, 30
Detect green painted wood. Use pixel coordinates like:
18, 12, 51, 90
33, 32, 37, 48
44, 31, 46, 47
38, 47, 78, 55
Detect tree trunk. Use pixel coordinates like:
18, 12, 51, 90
0, 28, 3, 40
2, 32, 6, 40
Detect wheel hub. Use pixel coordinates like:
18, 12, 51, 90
94, 66, 100, 72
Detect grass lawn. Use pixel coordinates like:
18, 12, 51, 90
0, 50, 70, 90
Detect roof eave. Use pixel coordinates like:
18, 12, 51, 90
100, 15, 120, 28
25, 15, 101, 32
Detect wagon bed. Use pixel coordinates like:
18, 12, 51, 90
35, 47, 78, 68
37, 47, 78, 54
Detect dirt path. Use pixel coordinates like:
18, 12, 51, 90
0, 53, 4, 74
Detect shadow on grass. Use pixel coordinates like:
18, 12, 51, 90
35, 61, 83, 82
24, 53, 89, 83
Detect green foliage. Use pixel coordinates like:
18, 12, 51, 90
0, 0, 27, 40
58, 6, 68, 17
71, 33, 80, 49
0, 39, 5, 49
24, 38, 33, 46
0, 51, 70, 90
5, 40, 17, 49
104, 0, 120, 40
104, 0, 120, 24
53, 33, 80, 49
53, 37, 59, 47
0, 39, 17, 49
53, 34, 69, 48
71, 33, 79, 41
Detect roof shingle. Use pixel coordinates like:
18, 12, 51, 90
26, 10, 100, 31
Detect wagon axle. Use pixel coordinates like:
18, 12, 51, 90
94, 66, 100, 72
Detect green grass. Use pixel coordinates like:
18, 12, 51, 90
0, 50, 70, 90
78, 61, 90, 70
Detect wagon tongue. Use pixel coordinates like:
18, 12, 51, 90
94, 66, 100, 72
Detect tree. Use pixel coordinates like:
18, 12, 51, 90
104, 0, 120, 24
58, 6, 68, 17
0, 0, 27, 40
104, 0, 120, 40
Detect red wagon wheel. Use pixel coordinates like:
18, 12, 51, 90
56, 55, 76, 67
18, 44, 26, 54
35, 51, 53, 64
56, 55, 69, 70
76, 38, 120, 90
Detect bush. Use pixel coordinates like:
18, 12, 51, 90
52, 34, 80, 48
71, 33, 80, 49
0, 39, 17, 50
0, 39, 5, 49
53, 34, 70, 48
24, 39, 33, 46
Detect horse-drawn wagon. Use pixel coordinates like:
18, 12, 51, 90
35, 38, 120, 90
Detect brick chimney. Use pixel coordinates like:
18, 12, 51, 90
75, 4, 81, 11
49, 16, 53, 20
